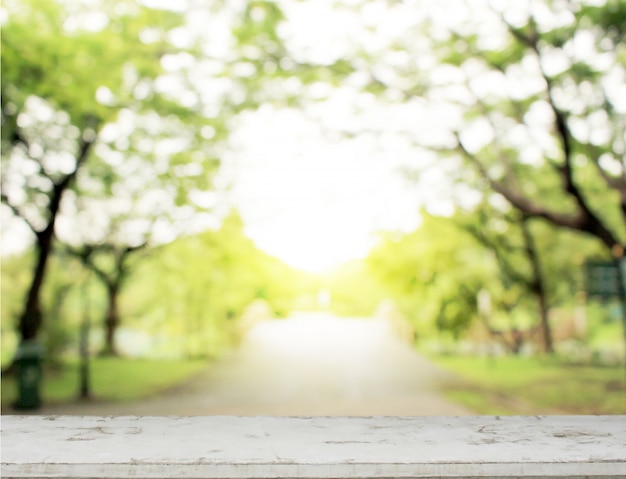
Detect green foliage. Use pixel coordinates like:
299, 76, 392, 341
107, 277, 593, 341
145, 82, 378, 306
3, 0, 623, 380
40, 319, 74, 370
0, 253, 34, 333
1, 251, 89, 366
456, 202, 603, 318
317, 260, 385, 317
585, 300, 625, 358
368, 214, 494, 339
580, 0, 626, 44
481, 42, 526, 71
1, 211, 304, 363
1, 0, 182, 129
1, 0, 285, 348
121, 211, 301, 358
366, 206, 608, 349
234, 1, 285, 46
351, 0, 625, 355
339, 0, 626, 256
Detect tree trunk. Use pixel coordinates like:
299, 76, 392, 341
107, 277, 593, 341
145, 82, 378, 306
68, 243, 143, 357
19, 223, 56, 341
79, 277, 92, 399
14, 132, 96, 345
536, 286, 554, 354
101, 283, 120, 357
521, 218, 554, 354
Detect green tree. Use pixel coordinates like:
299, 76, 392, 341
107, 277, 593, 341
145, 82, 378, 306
409, 0, 623, 254
1, 0, 347, 355
1, 249, 91, 368
327, 0, 624, 353
433, 0, 626, 352
437, 2, 626, 354
458, 204, 555, 353
125, 211, 300, 359
1, 0, 189, 344
64, 241, 147, 357
368, 214, 493, 341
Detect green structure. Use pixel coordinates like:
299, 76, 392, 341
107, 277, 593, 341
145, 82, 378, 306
585, 261, 626, 299
13, 341, 43, 410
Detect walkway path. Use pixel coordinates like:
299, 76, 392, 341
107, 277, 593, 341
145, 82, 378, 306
36, 313, 472, 416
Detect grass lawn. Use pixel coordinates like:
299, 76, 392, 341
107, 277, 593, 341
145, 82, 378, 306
1, 357, 207, 410
431, 354, 626, 415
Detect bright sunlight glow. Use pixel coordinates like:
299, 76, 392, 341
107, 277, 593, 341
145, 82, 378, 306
228, 106, 423, 272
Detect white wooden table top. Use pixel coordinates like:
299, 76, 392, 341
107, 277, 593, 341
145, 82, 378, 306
2, 415, 625, 478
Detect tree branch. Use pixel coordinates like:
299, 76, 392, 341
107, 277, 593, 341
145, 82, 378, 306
466, 225, 531, 287
455, 119, 621, 250
495, 14, 626, 250
0, 189, 39, 236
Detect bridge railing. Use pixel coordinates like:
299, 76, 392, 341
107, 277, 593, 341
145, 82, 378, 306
2, 415, 625, 478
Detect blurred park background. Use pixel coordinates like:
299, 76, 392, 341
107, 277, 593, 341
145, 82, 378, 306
1, 0, 625, 415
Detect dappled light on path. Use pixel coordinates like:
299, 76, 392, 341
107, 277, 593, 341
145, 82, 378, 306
40, 313, 472, 416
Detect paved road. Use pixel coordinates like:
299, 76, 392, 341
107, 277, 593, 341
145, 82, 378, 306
34, 313, 472, 416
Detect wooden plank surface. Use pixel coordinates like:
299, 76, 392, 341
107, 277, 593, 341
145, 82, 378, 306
2, 415, 625, 478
